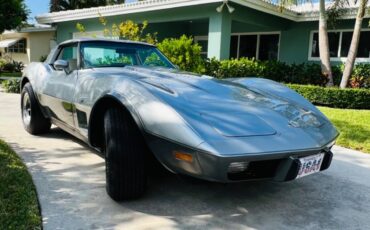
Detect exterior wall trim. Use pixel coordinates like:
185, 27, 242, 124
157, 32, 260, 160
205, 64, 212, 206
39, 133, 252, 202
37, 0, 224, 24
36, 0, 368, 24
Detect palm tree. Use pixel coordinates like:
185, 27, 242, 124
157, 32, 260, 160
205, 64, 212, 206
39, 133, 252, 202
275, 0, 334, 86
50, 0, 81, 12
340, 0, 369, 88
318, 0, 334, 86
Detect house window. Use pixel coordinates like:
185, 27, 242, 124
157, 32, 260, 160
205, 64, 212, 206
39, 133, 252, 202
311, 32, 340, 58
5, 39, 26, 53
194, 32, 280, 60
309, 30, 370, 61
194, 36, 208, 59
230, 33, 280, 60
238, 35, 257, 59
229, 35, 239, 58
259, 34, 280, 60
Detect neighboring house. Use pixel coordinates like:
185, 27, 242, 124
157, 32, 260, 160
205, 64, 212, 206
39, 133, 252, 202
0, 27, 56, 65
36, 0, 370, 63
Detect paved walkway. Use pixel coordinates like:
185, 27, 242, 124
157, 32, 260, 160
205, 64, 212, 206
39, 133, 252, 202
1, 92, 370, 230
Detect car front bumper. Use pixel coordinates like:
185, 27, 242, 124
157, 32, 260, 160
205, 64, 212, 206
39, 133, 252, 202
195, 148, 333, 182
145, 132, 334, 183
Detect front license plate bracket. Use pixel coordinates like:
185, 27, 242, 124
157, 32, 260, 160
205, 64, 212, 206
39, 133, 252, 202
296, 153, 325, 179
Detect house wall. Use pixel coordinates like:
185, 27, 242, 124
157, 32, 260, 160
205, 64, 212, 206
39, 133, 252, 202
55, 3, 221, 43
280, 19, 369, 64
0, 33, 31, 64
28, 31, 56, 62
0, 30, 55, 65
53, 2, 369, 64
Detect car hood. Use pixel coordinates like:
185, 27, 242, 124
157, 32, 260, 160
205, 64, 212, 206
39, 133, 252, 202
94, 66, 338, 154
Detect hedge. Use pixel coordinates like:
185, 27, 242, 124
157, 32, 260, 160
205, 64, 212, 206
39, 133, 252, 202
203, 58, 369, 89
287, 84, 370, 109
1, 79, 20, 94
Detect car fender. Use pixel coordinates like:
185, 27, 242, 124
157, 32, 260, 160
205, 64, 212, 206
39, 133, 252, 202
88, 80, 205, 151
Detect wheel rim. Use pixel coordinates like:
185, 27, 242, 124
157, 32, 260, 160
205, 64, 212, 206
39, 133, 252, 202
22, 92, 31, 126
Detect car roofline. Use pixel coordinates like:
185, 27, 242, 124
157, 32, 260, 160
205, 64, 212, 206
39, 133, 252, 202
59, 38, 156, 47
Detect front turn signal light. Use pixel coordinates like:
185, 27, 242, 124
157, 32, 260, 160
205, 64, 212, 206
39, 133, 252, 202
173, 151, 193, 163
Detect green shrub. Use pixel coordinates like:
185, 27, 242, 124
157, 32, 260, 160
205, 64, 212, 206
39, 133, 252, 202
287, 84, 370, 109
203, 58, 369, 89
331, 64, 343, 86
39, 55, 48, 62
0, 59, 6, 71
350, 63, 370, 88
0, 59, 24, 73
204, 58, 327, 85
12, 61, 25, 72
3, 62, 16, 73
1, 79, 20, 93
157, 35, 204, 73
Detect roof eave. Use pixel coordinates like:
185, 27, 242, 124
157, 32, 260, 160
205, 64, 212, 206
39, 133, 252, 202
36, 0, 366, 24
36, 0, 224, 24
232, 0, 300, 21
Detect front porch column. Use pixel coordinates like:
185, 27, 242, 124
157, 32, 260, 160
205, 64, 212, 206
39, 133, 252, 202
207, 12, 232, 60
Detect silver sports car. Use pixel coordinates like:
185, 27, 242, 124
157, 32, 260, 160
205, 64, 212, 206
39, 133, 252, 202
21, 38, 338, 200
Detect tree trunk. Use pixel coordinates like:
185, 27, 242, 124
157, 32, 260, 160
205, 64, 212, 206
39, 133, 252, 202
340, 0, 368, 89
319, 0, 334, 87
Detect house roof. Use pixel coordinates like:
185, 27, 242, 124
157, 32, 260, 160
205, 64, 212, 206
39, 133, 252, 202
2, 27, 56, 35
36, 0, 369, 24
0, 38, 22, 48
19, 27, 56, 33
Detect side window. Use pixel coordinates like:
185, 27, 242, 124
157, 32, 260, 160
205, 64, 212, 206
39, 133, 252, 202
82, 46, 137, 67
138, 50, 166, 67
56, 45, 78, 72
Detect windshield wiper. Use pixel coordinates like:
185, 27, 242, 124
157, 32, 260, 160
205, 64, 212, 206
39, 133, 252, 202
94, 64, 127, 68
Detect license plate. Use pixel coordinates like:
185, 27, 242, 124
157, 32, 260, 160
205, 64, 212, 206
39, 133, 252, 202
296, 153, 324, 179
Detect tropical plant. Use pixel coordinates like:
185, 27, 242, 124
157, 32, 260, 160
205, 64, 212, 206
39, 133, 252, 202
1, 79, 20, 93
318, 0, 335, 86
0, 0, 28, 33
340, 0, 369, 88
39, 55, 48, 62
76, 17, 157, 44
13, 61, 25, 72
0, 59, 6, 72
157, 35, 204, 73
105, 19, 157, 44
274, 0, 337, 87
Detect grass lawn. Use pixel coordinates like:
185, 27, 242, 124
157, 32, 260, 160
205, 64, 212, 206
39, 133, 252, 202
0, 72, 22, 78
0, 140, 42, 229
319, 107, 370, 153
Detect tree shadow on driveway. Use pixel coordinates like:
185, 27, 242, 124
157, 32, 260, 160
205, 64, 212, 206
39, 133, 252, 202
5, 127, 370, 230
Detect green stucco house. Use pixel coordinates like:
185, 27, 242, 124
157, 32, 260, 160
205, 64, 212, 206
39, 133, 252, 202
36, 0, 370, 64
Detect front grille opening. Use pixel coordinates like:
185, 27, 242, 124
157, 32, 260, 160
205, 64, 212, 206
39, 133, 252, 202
228, 159, 282, 181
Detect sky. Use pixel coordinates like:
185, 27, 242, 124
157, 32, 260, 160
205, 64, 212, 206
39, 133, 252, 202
25, 0, 50, 24
25, 0, 137, 24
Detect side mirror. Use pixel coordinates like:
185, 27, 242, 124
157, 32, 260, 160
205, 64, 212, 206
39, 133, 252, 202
54, 60, 69, 71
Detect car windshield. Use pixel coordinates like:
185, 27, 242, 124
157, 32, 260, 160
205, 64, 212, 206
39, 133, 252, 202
80, 41, 175, 69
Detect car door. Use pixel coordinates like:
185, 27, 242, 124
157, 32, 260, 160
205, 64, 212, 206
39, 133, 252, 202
42, 43, 79, 129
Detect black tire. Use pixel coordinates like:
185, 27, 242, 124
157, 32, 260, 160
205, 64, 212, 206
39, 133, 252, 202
104, 106, 147, 200
21, 83, 51, 135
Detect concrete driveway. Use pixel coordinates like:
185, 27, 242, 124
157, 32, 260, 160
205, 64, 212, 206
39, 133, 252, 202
1, 92, 370, 230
